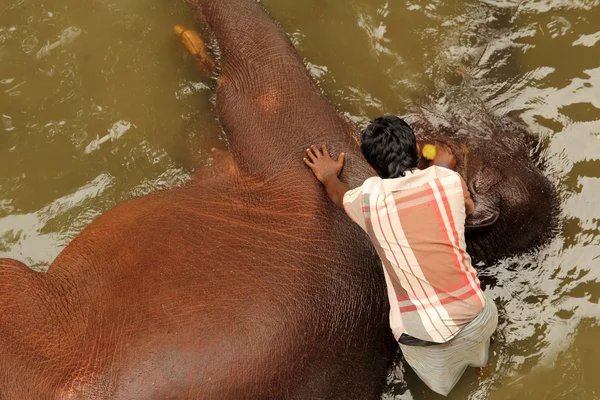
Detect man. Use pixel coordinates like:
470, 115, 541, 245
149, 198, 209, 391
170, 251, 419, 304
303, 115, 498, 396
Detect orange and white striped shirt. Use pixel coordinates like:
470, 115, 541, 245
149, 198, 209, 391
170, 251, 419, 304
343, 166, 485, 343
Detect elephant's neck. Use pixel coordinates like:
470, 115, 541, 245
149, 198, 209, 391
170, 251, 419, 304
190, 0, 371, 187
225, 118, 371, 189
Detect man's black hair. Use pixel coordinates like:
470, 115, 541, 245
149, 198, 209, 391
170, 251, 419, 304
360, 115, 418, 179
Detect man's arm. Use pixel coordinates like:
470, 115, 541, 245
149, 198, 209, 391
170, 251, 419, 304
459, 177, 475, 215
429, 145, 475, 215
304, 145, 349, 209
321, 175, 350, 209
430, 144, 457, 170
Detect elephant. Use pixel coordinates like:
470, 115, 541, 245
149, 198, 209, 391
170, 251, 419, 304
0, 0, 395, 398
0, 0, 558, 399
409, 95, 560, 263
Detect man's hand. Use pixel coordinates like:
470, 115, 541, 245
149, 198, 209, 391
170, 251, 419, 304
304, 144, 345, 183
431, 146, 457, 170
304, 144, 349, 209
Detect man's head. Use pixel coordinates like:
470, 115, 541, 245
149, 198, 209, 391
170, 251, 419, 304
361, 115, 418, 179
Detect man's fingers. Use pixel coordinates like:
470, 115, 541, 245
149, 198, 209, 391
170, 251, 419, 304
306, 148, 317, 162
303, 157, 315, 169
311, 145, 321, 158
337, 152, 345, 165
321, 144, 330, 158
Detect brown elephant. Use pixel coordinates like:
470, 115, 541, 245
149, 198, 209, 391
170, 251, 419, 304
0, 0, 395, 398
410, 97, 559, 263
0, 0, 557, 398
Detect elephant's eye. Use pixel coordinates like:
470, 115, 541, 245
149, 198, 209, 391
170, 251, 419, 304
473, 166, 502, 194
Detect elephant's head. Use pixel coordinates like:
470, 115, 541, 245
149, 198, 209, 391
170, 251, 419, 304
410, 108, 560, 264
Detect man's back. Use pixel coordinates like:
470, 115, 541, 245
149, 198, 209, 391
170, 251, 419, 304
343, 166, 485, 343
303, 115, 497, 395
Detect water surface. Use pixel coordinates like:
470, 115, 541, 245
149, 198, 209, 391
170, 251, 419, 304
1, 0, 599, 398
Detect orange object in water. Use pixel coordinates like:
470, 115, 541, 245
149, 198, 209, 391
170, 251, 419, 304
173, 25, 215, 75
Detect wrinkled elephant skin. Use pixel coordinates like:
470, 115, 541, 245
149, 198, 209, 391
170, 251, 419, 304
0, 0, 395, 398
412, 111, 559, 263
0, 0, 558, 398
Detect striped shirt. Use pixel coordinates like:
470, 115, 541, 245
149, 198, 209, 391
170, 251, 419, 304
343, 166, 485, 343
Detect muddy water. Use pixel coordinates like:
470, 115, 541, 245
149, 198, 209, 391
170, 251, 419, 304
1, 0, 599, 398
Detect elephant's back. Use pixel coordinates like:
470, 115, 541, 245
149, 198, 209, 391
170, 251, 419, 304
39, 175, 394, 399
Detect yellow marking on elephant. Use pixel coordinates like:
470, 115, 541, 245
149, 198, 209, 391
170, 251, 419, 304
421, 144, 437, 161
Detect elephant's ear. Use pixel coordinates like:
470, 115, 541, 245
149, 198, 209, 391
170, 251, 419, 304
465, 209, 500, 231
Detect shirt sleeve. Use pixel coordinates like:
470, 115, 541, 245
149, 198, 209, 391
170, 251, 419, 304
343, 177, 384, 229
342, 185, 366, 229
